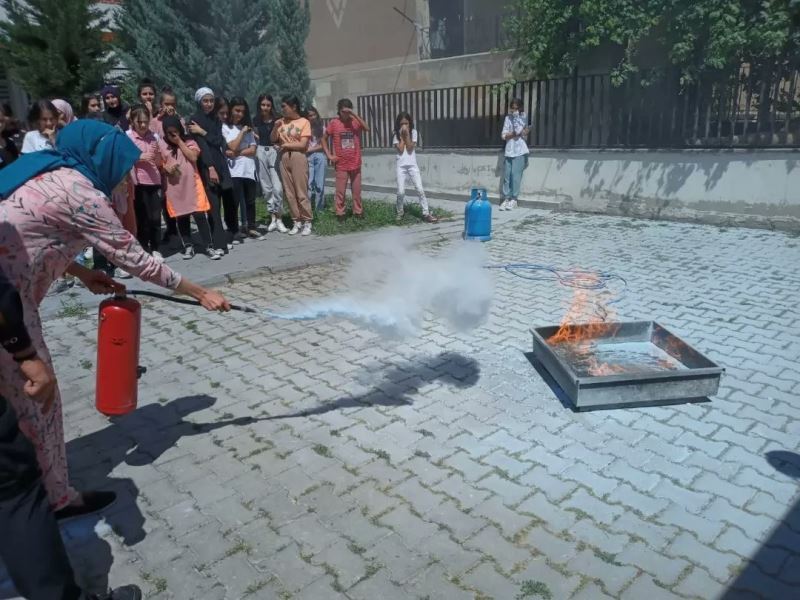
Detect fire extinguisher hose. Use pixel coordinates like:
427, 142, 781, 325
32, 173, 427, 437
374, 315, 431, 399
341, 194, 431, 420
126, 290, 258, 313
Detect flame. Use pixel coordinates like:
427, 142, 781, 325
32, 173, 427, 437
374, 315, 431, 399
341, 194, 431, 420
546, 276, 625, 376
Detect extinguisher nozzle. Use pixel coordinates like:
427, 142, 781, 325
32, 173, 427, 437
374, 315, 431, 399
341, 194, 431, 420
136, 365, 147, 379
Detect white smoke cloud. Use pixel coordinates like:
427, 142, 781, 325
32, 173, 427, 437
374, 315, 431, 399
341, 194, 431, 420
270, 231, 494, 337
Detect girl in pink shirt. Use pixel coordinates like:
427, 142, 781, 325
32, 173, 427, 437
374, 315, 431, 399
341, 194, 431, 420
161, 116, 219, 260
127, 105, 170, 260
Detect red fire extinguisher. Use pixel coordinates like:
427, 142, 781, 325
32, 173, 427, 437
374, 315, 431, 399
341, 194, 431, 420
96, 293, 145, 416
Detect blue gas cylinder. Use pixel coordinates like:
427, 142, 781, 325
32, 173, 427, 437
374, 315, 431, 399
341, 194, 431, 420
463, 188, 492, 241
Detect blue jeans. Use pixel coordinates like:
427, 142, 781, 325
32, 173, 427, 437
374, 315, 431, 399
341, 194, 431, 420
503, 155, 527, 200
308, 151, 327, 211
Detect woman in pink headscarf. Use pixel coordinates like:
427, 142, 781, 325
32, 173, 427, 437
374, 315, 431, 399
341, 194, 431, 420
52, 99, 76, 129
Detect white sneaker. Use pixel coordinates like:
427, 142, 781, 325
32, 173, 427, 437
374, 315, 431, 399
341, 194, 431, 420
152, 251, 164, 263
267, 220, 278, 233
207, 248, 221, 260
276, 220, 289, 233
182, 246, 195, 260
301, 222, 312, 236
498, 199, 509, 211
227, 243, 233, 251
506, 199, 518, 210
288, 223, 302, 236
114, 268, 133, 279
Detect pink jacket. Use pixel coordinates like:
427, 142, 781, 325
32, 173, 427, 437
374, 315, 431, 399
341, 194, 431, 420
126, 129, 169, 186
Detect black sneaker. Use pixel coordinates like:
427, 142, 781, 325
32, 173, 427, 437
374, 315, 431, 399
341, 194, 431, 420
90, 584, 143, 600
55, 490, 117, 522
232, 232, 246, 245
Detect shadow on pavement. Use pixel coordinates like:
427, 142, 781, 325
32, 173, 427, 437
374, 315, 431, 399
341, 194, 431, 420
66, 394, 256, 545
722, 450, 800, 599
267, 352, 481, 419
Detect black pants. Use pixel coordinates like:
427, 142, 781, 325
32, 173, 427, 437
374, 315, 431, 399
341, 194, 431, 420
133, 184, 163, 253
0, 401, 81, 600
221, 187, 239, 238
203, 183, 228, 252
177, 212, 213, 250
232, 177, 257, 231
162, 195, 177, 239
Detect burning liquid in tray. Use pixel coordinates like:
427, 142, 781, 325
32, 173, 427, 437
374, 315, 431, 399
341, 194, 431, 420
550, 340, 686, 377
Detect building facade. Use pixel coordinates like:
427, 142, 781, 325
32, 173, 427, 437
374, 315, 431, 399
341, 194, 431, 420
307, 0, 514, 116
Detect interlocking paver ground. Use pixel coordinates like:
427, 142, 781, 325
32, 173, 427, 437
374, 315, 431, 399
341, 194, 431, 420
2, 202, 800, 599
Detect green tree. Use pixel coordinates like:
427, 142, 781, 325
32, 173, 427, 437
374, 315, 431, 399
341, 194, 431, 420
505, 0, 800, 84
270, 0, 313, 106
0, 0, 114, 104
115, 0, 277, 113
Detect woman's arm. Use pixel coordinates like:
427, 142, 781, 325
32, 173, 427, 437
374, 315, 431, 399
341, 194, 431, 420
240, 145, 257, 157
281, 135, 310, 152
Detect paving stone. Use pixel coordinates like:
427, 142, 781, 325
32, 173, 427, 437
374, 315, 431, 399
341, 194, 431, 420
517, 492, 578, 533
462, 561, 524, 600
674, 565, 726, 598
433, 474, 492, 510
516, 465, 578, 502
472, 496, 534, 540
419, 530, 483, 575
256, 542, 326, 592
616, 542, 691, 585
607, 483, 670, 517
464, 525, 533, 574
563, 488, 625, 525
566, 549, 639, 596
309, 538, 369, 589
621, 573, 686, 600
667, 532, 740, 582
346, 567, 409, 600
407, 563, 475, 600
424, 499, 489, 542
365, 533, 429, 583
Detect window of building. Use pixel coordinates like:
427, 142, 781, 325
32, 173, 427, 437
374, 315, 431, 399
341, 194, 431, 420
426, 0, 510, 60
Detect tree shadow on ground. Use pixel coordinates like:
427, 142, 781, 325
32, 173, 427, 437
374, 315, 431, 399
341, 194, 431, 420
722, 451, 800, 599
266, 352, 481, 419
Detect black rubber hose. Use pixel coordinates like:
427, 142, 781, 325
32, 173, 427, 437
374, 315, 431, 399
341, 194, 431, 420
125, 290, 257, 313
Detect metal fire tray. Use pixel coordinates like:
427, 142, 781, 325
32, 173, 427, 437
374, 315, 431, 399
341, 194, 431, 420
531, 321, 724, 411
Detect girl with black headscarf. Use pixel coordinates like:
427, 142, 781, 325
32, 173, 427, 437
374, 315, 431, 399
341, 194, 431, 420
188, 87, 231, 255
100, 85, 130, 131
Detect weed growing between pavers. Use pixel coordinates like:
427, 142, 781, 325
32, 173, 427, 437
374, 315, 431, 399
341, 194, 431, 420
517, 579, 553, 599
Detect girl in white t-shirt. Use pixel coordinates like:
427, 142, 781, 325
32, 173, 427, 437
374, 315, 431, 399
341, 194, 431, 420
21, 100, 58, 154
393, 112, 437, 223
223, 97, 259, 240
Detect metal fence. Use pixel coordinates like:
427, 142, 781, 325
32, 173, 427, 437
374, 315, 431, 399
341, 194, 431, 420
357, 65, 800, 149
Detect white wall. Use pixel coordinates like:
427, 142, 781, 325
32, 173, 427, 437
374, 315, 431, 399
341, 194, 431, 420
359, 148, 800, 229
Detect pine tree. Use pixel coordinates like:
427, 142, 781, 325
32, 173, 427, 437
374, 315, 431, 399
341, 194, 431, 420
0, 0, 114, 104
116, 0, 276, 113
115, 0, 211, 114
202, 0, 277, 104
270, 0, 313, 107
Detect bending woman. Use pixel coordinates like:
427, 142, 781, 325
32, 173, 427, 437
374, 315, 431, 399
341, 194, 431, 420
0, 120, 230, 518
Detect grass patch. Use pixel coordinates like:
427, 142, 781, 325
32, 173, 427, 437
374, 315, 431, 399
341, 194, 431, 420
79, 359, 93, 371
140, 572, 168, 594
517, 580, 553, 599
312, 444, 332, 458
348, 542, 366, 555
183, 320, 198, 332
224, 540, 252, 557
244, 580, 271, 596
256, 194, 452, 237
57, 299, 87, 319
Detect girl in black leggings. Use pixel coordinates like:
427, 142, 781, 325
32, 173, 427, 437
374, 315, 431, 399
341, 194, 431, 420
127, 105, 167, 260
